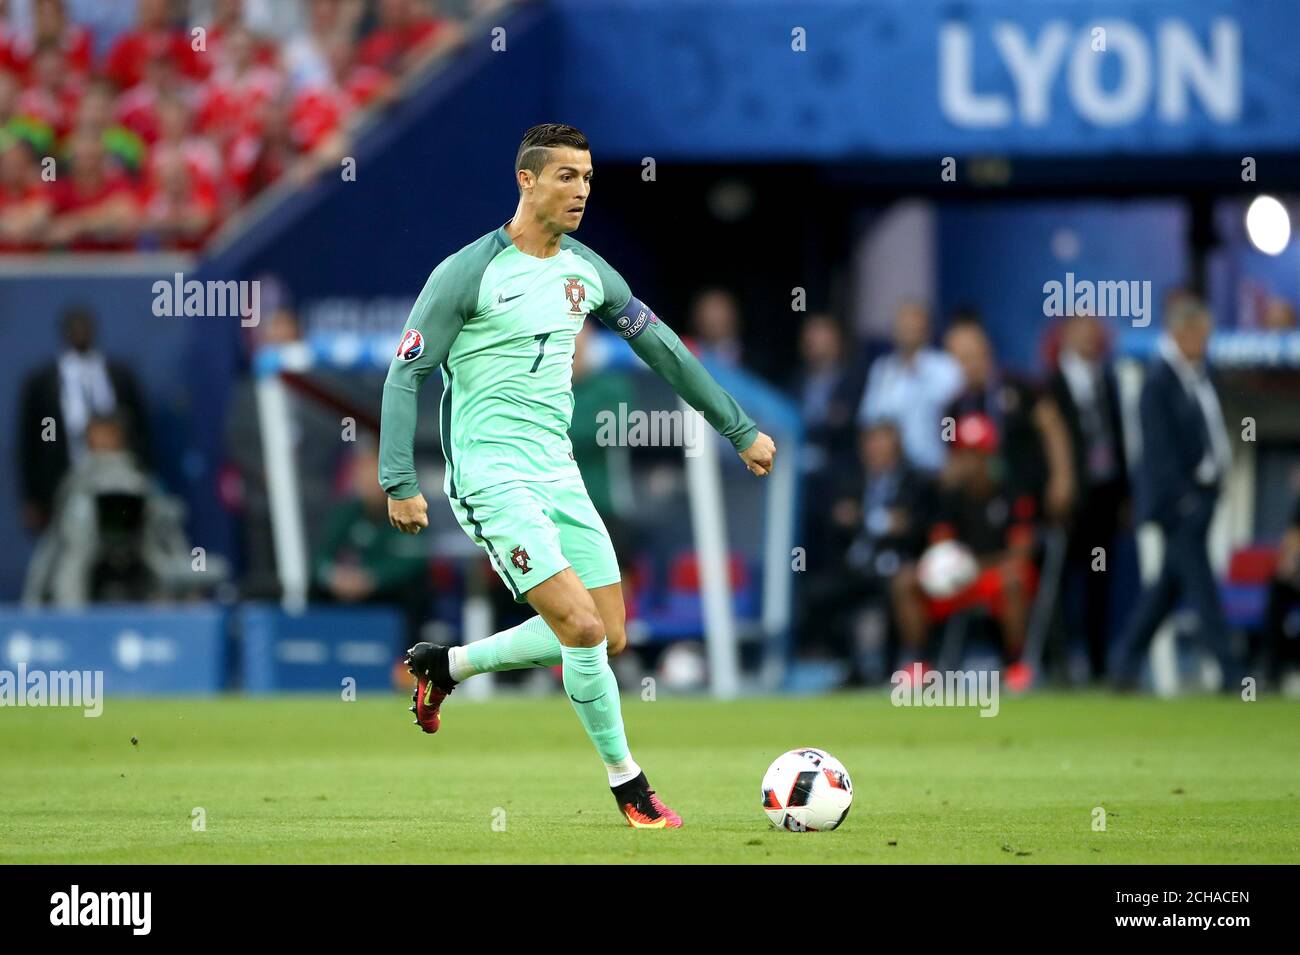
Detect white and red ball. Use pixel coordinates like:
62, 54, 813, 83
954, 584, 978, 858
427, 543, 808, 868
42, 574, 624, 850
917, 539, 978, 599
761, 748, 853, 831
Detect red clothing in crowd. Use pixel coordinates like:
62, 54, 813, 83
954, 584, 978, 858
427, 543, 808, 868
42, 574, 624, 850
104, 28, 199, 89
5, 24, 93, 80
289, 66, 390, 150
0, 25, 20, 74
115, 81, 170, 144
193, 25, 278, 79
18, 82, 82, 138
148, 140, 223, 195
139, 175, 218, 249
51, 171, 138, 250
357, 17, 448, 73
0, 182, 54, 251
53, 170, 134, 215
196, 64, 282, 141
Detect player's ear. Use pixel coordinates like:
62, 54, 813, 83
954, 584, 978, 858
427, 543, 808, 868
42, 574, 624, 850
516, 169, 533, 193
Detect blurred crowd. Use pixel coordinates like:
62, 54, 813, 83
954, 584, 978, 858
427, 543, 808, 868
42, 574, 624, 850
743, 289, 1300, 693
0, 0, 478, 251
13, 286, 1300, 691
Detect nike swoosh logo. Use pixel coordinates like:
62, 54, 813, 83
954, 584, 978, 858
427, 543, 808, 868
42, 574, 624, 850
569, 693, 607, 705
497, 292, 526, 304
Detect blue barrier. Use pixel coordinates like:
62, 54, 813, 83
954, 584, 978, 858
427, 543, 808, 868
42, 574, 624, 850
240, 605, 403, 693
0, 606, 226, 695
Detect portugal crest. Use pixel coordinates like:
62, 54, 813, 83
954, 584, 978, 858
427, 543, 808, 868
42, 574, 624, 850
510, 545, 532, 574
563, 277, 586, 314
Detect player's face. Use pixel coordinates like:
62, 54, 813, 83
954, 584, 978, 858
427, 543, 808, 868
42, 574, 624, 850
532, 148, 592, 233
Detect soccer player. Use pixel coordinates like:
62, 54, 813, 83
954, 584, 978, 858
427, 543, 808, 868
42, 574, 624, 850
379, 124, 776, 829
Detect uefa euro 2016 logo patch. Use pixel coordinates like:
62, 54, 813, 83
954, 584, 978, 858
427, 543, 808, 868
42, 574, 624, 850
396, 328, 424, 361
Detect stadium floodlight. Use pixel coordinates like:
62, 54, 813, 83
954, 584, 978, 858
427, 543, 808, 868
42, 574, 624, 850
1245, 195, 1291, 255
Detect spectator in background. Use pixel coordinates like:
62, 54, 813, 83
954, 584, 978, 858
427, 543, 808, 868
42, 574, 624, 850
104, 0, 199, 90
841, 419, 932, 677
321, 25, 396, 111
284, 27, 395, 163
1263, 495, 1300, 690
225, 89, 298, 197
0, 132, 53, 247
151, 92, 222, 203
74, 78, 147, 174
18, 43, 81, 139
195, 22, 282, 146
7, 0, 94, 81
190, 0, 278, 77
115, 48, 184, 145
0, 0, 15, 73
47, 131, 140, 247
358, 0, 459, 79
800, 418, 926, 677
897, 413, 1039, 670
17, 305, 150, 532
25, 407, 225, 606
787, 312, 867, 574
313, 441, 431, 641
1110, 294, 1240, 690
282, 0, 363, 92
687, 286, 743, 367
0, 0, 455, 251
139, 147, 216, 248
1048, 312, 1129, 681
187, 0, 306, 47
944, 314, 1074, 523
858, 302, 962, 476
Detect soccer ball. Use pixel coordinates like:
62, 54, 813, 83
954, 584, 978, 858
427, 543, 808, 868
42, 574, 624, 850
761, 748, 853, 831
917, 539, 979, 599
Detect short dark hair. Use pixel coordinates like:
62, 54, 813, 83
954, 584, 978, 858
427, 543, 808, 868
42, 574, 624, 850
515, 124, 589, 185
60, 305, 95, 338
944, 308, 987, 340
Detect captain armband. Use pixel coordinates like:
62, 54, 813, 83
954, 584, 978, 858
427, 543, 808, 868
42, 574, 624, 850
604, 296, 658, 341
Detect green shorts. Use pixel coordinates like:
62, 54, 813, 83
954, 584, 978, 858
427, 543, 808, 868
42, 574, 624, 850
447, 473, 621, 602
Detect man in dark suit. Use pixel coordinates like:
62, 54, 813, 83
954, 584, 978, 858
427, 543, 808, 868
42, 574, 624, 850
787, 312, 868, 574
1049, 313, 1130, 681
17, 306, 150, 532
803, 418, 933, 678
1110, 295, 1239, 690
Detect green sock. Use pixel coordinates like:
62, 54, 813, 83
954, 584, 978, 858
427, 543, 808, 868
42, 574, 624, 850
454, 616, 562, 679
561, 640, 638, 781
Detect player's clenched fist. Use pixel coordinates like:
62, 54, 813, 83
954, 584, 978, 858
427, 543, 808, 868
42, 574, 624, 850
739, 431, 776, 476
388, 492, 429, 534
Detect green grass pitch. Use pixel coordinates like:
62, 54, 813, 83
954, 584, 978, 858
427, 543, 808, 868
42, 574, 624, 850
2, 691, 1298, 863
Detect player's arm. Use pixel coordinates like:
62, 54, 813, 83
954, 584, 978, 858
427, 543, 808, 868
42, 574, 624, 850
378, 259, 468, 533
599, 296, 775, 476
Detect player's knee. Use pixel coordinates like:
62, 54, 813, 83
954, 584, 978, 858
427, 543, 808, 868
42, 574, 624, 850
557, 609, 606, 648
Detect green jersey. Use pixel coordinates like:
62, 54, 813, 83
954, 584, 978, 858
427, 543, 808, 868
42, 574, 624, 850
379, 224, 757, 501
